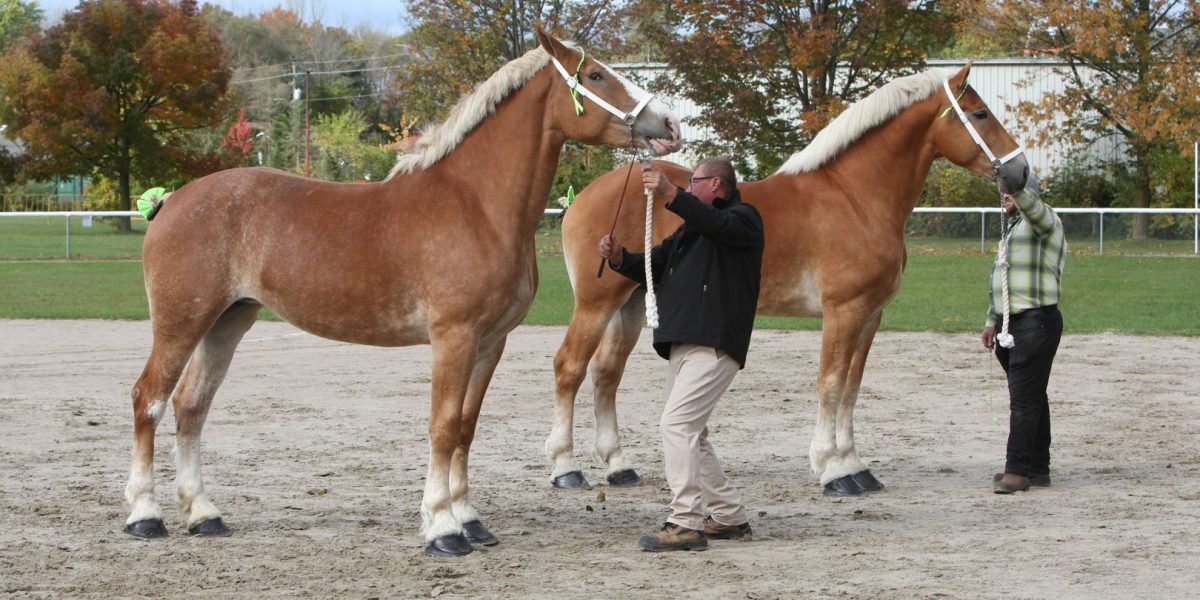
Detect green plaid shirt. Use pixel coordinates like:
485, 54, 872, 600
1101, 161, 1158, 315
986, 187, 1066, 328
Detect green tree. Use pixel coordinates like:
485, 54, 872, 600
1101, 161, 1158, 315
1000, 0, 1200, 239
0, 0, 234, 231
0, 0, 42, 51
639, 0, 965, 177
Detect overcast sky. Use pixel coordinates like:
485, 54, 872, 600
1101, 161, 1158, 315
36, 0, 411, 35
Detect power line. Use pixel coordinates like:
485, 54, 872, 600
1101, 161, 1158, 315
234, 52, 410, 72
231, 63, 406, 85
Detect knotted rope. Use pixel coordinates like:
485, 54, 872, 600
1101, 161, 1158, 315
640, 160, 659, 329
995, 208, 1015, 349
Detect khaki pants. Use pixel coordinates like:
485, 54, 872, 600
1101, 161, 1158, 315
662, 343, 747, 531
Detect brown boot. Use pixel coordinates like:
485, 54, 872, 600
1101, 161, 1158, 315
637, 522, 707, 552
703, 516, 753, 540
994, 472, 1051, 487
993, 473, 1030, 494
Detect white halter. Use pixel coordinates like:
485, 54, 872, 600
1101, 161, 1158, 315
550, 56, 653, 125
942, 79, 1022, 349
941, 79, 1024, 169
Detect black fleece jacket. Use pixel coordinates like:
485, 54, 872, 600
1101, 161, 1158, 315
613, 187, 764, 368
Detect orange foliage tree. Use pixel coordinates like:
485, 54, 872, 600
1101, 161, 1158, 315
0, 0, 233, 231
641, 0, 965, 176
999, 0, 1200, 239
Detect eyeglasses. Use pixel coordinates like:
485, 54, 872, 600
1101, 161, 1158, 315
688, 176, 717, 186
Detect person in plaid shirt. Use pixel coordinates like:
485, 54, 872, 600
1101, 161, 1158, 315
981, 174, 1066, 494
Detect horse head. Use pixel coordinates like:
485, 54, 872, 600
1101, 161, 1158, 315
934, 61, 1029, 193
535, 26, 681, 157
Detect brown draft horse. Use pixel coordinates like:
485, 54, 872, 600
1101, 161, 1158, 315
548, 63, 1028, 496
123, 28, 681, 557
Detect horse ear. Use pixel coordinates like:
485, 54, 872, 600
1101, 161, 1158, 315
949, 60, 974, 93
535, 24, 568, 60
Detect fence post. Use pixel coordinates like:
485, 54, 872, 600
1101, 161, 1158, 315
1099, 212, 1104, 256
980, 210, 986, 255
65, 214, 71, 258
1193, 141, 1197, 255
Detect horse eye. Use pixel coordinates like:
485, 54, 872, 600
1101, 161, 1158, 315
588, 71, 603, 82
972, 109, 988, 120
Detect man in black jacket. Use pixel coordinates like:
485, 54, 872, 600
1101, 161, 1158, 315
598, 157, 764, 552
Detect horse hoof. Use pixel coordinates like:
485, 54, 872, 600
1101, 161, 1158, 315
552, 471, 592, 490
851, 469, 885, 492
606, 469, 642, 486
463, 520, 499, 546
823, 474, 866, 497
124, 519, 168, 539
424, 533, 474, 557
188, 517, 231, 536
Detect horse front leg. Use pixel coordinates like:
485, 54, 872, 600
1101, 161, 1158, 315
422, 328, 478, 557
548, 298, 623, 489
810, 309, 873, 496
834, 312, 886, 493
449, 335, 506, 547
590, 291, 645, 486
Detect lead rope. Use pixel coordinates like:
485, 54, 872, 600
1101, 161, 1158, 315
996, 207, 1015, 349
641, 158, 659, 329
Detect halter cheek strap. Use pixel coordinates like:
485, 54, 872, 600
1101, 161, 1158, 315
550, 53, 653, 125
941, 80, 1024, 168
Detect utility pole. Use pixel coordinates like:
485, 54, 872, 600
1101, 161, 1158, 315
305, 69, 311, 178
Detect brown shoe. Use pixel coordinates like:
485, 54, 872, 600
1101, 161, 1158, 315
993, 472, 1051, 487
637, 522, 707, 552
703, 516, 752, 540
993, 473, 1030, 494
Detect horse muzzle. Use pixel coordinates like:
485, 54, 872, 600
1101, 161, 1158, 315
637, 111, 682, 157
995, 152, 1029, 195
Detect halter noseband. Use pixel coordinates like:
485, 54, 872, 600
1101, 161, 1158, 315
550, 51, 653, 126
941, 79, 1024, 170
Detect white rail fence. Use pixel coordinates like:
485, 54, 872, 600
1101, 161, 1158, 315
1, 208, 1197, 258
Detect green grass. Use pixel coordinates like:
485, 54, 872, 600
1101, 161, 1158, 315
2, 220, 1197, 334
0, 216, 147, 260
5, 253, 1196, 336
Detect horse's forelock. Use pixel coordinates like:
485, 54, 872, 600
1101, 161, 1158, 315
776, 69, 953, 175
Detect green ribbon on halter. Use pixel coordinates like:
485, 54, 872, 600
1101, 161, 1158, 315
136, 187, 167, 219
569, 49, 586, 116
940, 83, 969, 119
565, 184, 576, 207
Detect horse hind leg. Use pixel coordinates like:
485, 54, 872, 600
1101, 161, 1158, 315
547, 291, 632, 489
125, 309, 227, 537
591, 290, 645, 486
172, 301, 260, 536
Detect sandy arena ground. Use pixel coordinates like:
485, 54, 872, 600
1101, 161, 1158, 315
1, 319, 1198, 599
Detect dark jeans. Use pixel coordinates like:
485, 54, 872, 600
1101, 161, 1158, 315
995, 305, 1062, 477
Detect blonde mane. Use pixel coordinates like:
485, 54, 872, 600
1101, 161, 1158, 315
776, 69, 953, 175
386, 46, 556, 179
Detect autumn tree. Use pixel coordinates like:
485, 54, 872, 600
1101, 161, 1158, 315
639, 0, 964, 177
0, 0, 233, 231
397, 0, 631, 121
998, 0, 1200, 239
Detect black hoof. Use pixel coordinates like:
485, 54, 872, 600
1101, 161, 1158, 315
552, 471, 592, 490
462, 520, 499, 546
424, 533, 474, 557
823, 474, 867, 497
850, 469, 885, 493
123, 519, 168, 539
188, 517, 231, 536
606, 469, 642, 486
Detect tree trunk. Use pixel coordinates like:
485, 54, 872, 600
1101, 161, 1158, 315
116, 149, 132, 233
1131, 146, 1151, 241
